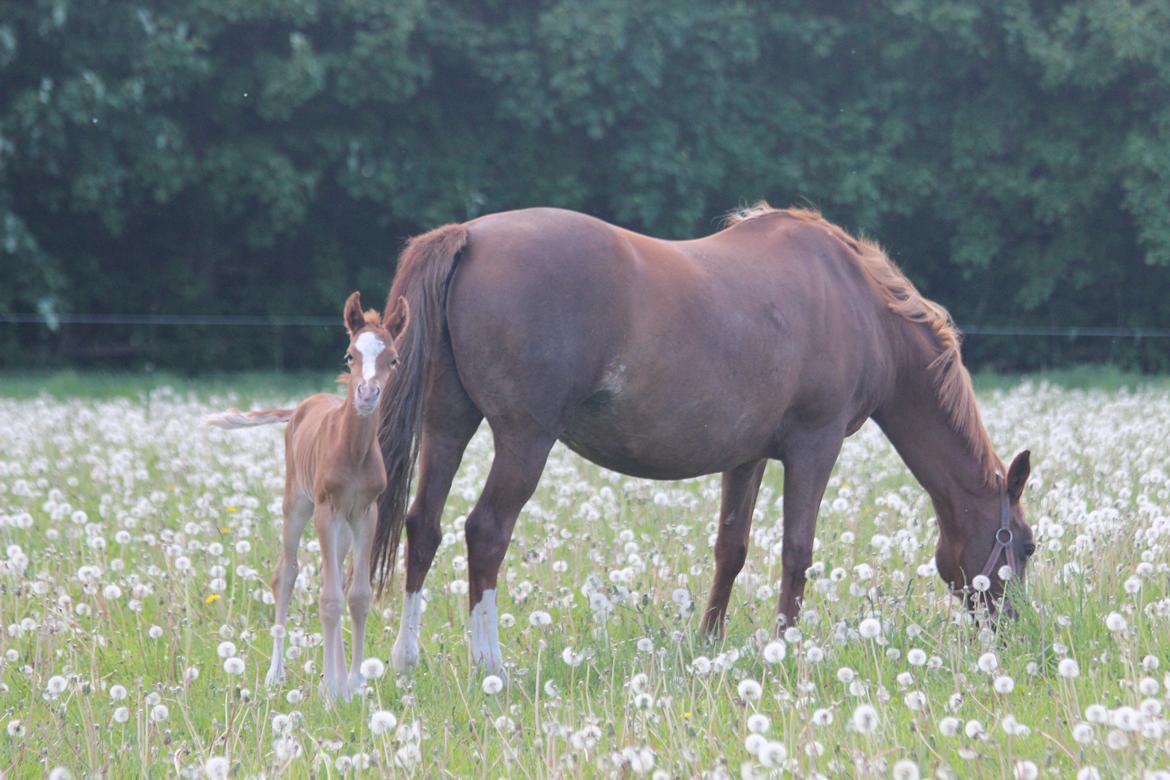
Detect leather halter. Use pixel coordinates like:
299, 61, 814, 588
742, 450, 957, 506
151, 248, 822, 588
979, 487, 1018, 581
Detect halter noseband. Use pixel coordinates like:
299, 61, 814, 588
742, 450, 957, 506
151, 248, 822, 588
978, 487, 1018, 582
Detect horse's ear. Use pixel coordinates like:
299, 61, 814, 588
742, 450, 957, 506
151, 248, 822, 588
344, 291, 365, 335
1007, 449, 1031, 502
386, 295, 411, 341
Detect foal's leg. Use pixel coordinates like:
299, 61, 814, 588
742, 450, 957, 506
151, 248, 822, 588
393, 407, 481, 672
700, 459, 767, 638
465, 426, 554, 674
266, 494, 313, 687
315, 505, 349, 702
776, 428, 843, 629
346, 505, 375, 694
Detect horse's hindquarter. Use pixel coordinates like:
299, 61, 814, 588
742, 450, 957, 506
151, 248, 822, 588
446, 209, 887, 479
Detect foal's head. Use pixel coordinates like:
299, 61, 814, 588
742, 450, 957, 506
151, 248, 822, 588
342, 291, 410, 417
936, 450, 1036, 612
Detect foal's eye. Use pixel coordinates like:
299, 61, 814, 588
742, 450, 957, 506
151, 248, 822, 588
344, 354, 354, 368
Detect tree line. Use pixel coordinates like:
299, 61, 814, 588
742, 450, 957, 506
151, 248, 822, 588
2, 0, 1168, 371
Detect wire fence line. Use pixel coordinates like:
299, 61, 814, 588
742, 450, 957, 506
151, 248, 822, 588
2, 313, 1169, 339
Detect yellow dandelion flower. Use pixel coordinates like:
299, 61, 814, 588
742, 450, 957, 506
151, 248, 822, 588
205, 594, 221, 605
226, 506, 238, 513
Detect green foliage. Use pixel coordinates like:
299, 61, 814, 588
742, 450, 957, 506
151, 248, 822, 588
1, 1, 1167, 370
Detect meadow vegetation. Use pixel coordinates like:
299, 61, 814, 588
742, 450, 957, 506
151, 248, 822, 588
1, 372, 1168, 777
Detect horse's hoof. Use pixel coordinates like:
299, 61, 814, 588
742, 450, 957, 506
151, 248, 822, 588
391, 640, 419, 673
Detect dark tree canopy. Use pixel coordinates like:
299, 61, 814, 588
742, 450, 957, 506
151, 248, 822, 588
2, 1, 1168, 371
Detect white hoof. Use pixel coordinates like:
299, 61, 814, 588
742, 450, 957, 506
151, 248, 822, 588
391, 639, 419, 673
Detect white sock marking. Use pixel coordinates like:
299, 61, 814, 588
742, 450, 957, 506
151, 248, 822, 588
469, 588, 502, 672
391, 590, 424, 671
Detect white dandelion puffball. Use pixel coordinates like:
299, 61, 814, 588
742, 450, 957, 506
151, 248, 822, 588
851, 704, 879, 734
971, 575, 991, 593
482, 675, 503, 695
369, 710, 397, 736
893, 759, 920, 780
994, 675, 1015, 694
360, 657, 385, 680
150, 704, 169, 723
977, 652, 999, 674
938, 717, 961, 737
528, 610, 552, 627
113, 707, 130, 724
109, 684, 127, 701
223, 657, 245, 675
1058, 658, 1080, 679
217, 641, 237, 659
204, 757, 230, 780
747, 713, 771, 734
737, 679, 762, 701
1105, 612, 1127, 632
858, 618, 881, 639
763, 640, 786, 663
46, 676, 67, 695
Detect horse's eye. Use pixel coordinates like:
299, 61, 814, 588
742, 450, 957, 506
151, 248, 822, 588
1023, 543, 1036, 558
390, 357, 399, 368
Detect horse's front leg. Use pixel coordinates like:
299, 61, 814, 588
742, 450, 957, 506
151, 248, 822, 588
316, 506, 350, 702
266, 494, 312, 688
776, 427, 843, 629
346, 505, 375, 695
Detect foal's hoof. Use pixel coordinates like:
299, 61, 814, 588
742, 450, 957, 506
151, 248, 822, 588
346, 671, 366, 696
264, 666, 285, 688
318, 680, 350, 705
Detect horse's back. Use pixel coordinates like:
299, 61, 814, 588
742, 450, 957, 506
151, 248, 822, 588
444, 208, 892, 477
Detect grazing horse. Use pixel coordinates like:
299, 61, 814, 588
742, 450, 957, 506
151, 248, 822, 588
205, 291, 409, 700
374, 204, 1035, 675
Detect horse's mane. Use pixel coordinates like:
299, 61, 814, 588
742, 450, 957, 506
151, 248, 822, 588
725, 202, 1000, 482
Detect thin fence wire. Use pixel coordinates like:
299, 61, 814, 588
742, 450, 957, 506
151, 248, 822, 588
2, 314, 1168, 338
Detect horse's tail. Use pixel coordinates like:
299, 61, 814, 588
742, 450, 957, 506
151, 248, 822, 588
202, 408, 295, 429
372, 222, 470, 596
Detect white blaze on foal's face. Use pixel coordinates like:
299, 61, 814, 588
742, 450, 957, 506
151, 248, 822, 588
353, 331, 386, 382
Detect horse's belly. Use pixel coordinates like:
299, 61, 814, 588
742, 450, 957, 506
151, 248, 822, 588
558, 396, 770, 479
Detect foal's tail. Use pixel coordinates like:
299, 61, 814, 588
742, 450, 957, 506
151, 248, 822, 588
202, 408, 294, 429
372, 222, 470, 596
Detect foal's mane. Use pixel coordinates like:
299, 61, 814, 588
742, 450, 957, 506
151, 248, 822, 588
725, 202, 1000, 482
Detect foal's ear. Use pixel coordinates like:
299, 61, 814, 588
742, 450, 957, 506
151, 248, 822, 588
1006, 450, 1031, 502
386, 295, 411, 341
344, 291, 365, 335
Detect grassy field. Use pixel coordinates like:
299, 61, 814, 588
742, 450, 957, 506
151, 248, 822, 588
1, 371, 1168, 778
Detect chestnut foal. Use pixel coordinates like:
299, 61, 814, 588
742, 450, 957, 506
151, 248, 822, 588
205, 291, 409, 701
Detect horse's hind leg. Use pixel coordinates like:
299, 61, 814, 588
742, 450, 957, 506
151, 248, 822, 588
465, 424, 554, 674
776, 427, 843, 630
701, 459, 767, 638
392, 384, 482, 672
266, 494, 312, 687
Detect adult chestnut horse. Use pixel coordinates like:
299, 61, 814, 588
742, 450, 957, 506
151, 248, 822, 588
374, 204, 1036, 674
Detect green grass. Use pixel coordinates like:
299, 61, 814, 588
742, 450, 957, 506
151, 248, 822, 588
1, 371, 1167, 777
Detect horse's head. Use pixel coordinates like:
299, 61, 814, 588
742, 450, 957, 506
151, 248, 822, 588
936, 450, 1036, 613
343, 291, 410, 417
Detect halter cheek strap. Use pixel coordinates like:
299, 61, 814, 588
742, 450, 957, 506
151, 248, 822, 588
979, 488, 1018, 581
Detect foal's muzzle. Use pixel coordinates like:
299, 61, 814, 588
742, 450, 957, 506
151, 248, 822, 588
355, 383, 381, 414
